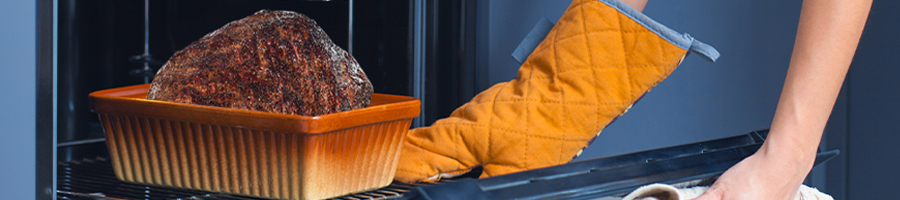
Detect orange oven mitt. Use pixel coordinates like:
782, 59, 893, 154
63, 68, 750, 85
395, 0, 720, 182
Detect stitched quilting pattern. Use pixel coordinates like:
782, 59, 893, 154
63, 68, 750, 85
395, 0, 690, 182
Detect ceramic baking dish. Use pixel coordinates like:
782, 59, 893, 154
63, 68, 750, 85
89, 84, 420, 200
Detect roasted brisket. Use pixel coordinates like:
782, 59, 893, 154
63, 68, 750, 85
147, 10, 373, 116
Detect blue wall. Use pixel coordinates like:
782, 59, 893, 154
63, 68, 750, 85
846, 1, 900, 198
0, 0, 38, 199
574, 0, 803, 158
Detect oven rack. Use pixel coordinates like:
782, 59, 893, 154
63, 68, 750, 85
57, 157, 441, 200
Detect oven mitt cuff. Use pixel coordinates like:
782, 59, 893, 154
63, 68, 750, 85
621, 184, 833, 200
395, 0, 719, 183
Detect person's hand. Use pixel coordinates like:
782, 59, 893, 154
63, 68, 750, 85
692, 147, 810, 200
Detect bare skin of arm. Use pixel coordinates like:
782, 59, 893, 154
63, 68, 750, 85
620, 0, 872, 199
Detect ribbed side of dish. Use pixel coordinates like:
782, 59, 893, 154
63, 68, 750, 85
99, 113, 411, 200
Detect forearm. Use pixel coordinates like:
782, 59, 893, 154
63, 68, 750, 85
762, 0, 871, 187
686, 1, 871, 199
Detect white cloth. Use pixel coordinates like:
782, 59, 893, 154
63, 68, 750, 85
613, 183, 833, 200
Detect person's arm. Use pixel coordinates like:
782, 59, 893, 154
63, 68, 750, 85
695, 0, 871, 199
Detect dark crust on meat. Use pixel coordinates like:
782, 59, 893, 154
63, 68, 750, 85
147, 10, 373, 116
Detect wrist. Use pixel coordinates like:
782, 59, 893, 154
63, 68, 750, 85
760, 129, 818, 165
753, 132, 817, 181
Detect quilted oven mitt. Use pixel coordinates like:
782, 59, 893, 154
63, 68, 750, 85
395, 0, 720, 182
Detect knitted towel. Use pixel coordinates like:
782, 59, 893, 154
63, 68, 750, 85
621, 184, 833, 200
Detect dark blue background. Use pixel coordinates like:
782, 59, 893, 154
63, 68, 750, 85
2, 1, 897, 199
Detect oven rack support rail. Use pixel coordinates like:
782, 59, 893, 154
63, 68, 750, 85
401, 129, 839, 200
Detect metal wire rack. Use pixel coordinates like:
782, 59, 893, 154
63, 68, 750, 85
57, 157, 438, 200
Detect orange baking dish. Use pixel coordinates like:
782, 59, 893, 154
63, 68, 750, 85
89, 84, 420, 200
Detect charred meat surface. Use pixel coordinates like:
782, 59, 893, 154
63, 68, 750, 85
148, 10, 373, 116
